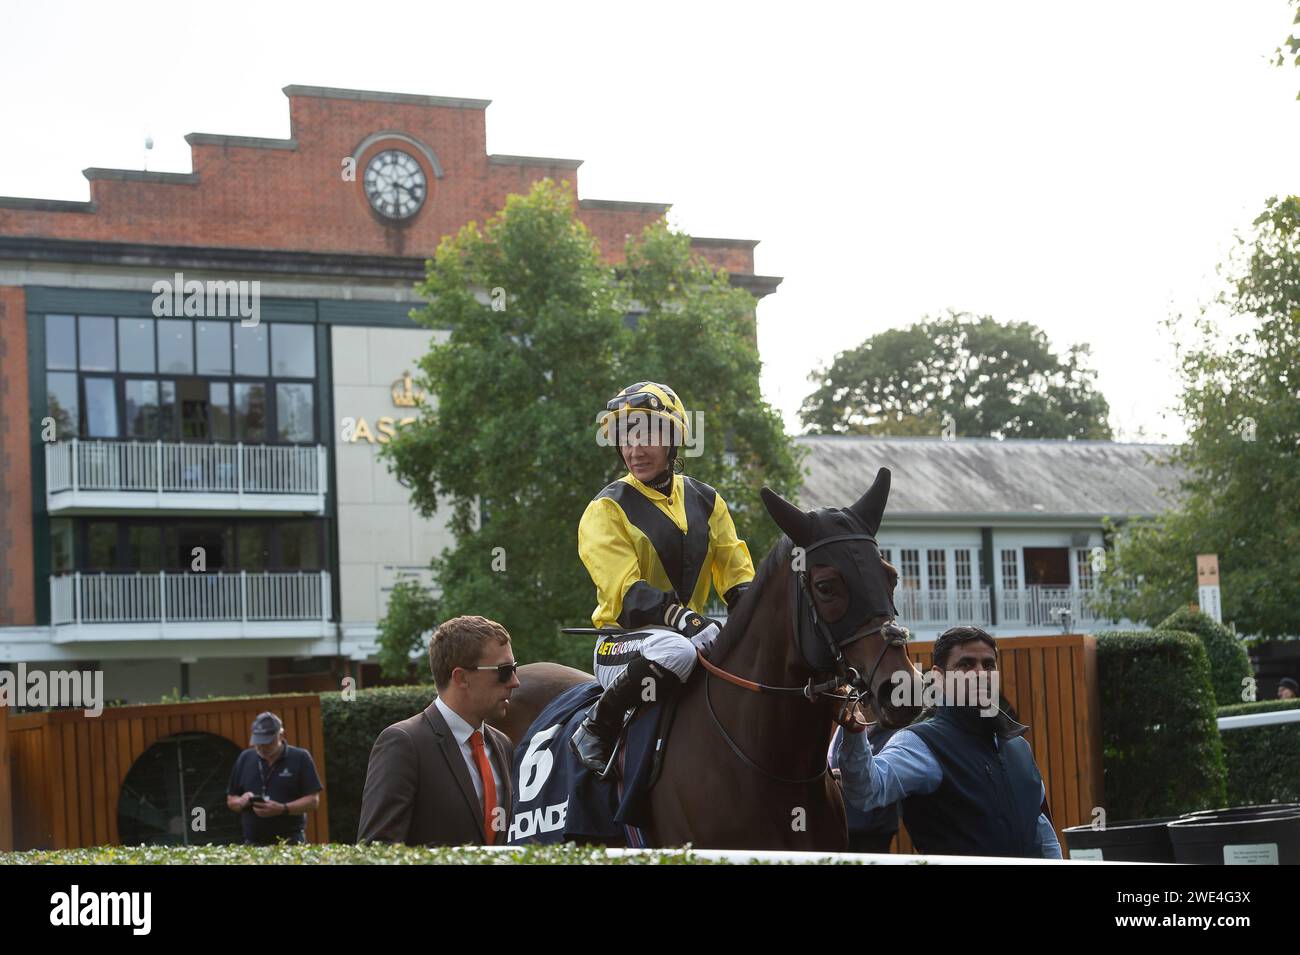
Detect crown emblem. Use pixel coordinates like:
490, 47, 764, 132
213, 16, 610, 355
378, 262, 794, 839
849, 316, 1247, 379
391, 371, 424, 408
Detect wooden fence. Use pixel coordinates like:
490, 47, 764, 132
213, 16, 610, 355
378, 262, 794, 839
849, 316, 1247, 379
4, 695, 327, 850
891, 633, 1103, 852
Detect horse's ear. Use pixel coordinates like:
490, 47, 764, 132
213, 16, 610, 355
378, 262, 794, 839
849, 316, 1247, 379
849, 467, 892, 536
760, 486, 813, 547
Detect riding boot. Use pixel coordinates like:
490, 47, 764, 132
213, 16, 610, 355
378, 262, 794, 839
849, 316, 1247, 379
570, 660, 662, 777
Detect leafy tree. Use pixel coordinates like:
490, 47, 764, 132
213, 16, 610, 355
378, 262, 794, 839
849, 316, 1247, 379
799, 311, 1112, 439
376, 180, 801, 677
1094, 197, 1300, 637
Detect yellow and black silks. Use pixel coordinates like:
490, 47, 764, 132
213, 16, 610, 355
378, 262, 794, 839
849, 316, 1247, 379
578, 472, 755, 632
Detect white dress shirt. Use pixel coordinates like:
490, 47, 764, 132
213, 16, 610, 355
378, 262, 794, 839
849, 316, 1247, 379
434, 697, 504, 812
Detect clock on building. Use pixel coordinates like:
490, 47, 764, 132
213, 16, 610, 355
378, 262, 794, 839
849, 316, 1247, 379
363, 149, 427, 219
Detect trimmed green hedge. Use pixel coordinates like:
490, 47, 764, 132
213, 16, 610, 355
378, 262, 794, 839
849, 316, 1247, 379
1096, 629, 1227, 818
0, 844, 891, 865
1216, 698, 1300, 806
1156, 606, 1253, 706
321, 684, 439, 843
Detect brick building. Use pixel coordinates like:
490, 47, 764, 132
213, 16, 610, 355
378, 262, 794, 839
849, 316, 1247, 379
0, 85, 779, 701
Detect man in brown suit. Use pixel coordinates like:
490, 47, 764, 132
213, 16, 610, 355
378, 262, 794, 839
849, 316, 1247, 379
358, 615, 519, 846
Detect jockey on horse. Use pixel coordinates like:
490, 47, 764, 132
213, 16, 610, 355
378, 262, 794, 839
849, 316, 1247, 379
570, 381, 756, 776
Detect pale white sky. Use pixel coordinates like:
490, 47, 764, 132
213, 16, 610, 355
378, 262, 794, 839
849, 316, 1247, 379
3, 0, 1297, 442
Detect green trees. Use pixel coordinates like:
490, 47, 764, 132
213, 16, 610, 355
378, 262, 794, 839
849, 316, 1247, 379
375, 180, 800, 677
799, 311, 1111, 439
1095, 198, 1300, 637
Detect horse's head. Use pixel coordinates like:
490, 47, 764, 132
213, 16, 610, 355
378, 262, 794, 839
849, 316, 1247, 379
760, 467, 922, 729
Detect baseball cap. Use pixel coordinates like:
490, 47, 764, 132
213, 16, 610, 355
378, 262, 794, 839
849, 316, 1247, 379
250, 711, 283, 744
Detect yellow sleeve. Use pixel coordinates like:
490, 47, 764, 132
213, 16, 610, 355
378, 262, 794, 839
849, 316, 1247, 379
709, 493, 755, 602
577, 497, 646, 630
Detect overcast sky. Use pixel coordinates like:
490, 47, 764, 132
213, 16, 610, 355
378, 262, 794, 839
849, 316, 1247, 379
3, 0, 1297, 442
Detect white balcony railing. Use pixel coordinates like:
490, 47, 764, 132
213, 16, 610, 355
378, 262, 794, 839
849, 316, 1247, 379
50, 571, 332, 626
46, 440, 327, 513
891, 585, 1105, 629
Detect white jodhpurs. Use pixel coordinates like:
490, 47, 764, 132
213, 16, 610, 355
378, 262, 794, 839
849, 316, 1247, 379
592, 626, 699, 689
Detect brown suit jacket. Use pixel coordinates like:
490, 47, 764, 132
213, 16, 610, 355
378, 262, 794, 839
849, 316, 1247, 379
357, 701, 515, 847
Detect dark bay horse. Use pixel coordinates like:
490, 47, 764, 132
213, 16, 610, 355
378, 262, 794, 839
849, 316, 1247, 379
492, 468, 921, 850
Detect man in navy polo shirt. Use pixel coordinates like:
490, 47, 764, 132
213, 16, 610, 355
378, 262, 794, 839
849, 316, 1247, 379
226, 712, 323, 845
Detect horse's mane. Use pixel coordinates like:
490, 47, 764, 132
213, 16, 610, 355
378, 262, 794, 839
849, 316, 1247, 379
713, 535, 793, 662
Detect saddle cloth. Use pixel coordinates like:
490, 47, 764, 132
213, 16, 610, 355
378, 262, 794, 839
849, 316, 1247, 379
506, 681, 665, 846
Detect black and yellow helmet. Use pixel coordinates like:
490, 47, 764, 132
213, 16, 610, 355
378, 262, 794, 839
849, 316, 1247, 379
598, 381, 690, 446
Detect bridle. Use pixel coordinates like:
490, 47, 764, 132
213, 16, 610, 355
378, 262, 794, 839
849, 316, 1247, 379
698, 533, 911, 785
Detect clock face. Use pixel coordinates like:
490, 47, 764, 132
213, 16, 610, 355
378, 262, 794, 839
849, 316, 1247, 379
364, 149, 427, 220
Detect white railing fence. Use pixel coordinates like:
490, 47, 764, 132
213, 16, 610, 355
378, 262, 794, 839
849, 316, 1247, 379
46, 440, 325, 496
50, 571, 331, 626
889, 585, 1102, 628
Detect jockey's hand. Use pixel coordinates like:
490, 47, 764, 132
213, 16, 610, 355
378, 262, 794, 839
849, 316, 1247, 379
664, 604, 722, 658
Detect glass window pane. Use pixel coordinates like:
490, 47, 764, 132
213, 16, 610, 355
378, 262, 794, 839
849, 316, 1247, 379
87, 522, 118, 569
83, 377, 118, 437
271, 324, 315, 378
118, 318, 156, 373
78, 316, 116, 371
128, 526, 162, 570
159, 380, 178, 440
46, 315, 77, 370
124, 380, 160, 438
233, 323, 268, 376
179, 379, 208, 441
157, 320, 193, 374
275, 383, 314, 443
279, 523, 321, 569
210, 382, 231, 440
51, 519, 74, 573
172, 525, 232, 571
239, 524, 271, 570
196, 321, 232, 375
46, 372, 79, 441
234, 383, 267, 442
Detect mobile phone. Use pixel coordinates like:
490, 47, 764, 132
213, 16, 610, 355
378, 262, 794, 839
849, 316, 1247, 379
251, 794, 267, 804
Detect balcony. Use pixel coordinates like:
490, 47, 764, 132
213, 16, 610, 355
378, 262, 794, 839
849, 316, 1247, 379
45, 440, 326, 515
892, 586, 1108, 630
49, 570, 332, 642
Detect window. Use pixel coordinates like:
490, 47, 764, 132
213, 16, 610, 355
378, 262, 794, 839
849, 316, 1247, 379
47, 372, 79, 439
280, 523, 322, 569
118, 318, 156, 373
196, 321, 232, 375
78, 316, 116, 371
927, 549, 947, 592
275, 383, 314, 443
83, 378, 119, 437
128, 526, 162, 570
157, 320, 193, 374
234, 383, 267, 442
86, 522, 118, 569
955, 549, 973, 590
179, 379, 209, 440
238, 524, 271, 570
879, 548, 893, 566
271, 324, 315, 378
1076, 548, 1095, 590
46, 315, 77, 370
124, 380, 161, 438
51, 519, 74, 574
210, 383, 232, 440
233, 323, 268, 376
1001, 549, 1020, 591
899, 549, 920, 590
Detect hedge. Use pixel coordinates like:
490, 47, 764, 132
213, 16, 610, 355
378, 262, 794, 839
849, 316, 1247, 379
1096, 629, 1227, 818
1216, 698, 1300, 806
1156, 606, 1253, 707
0, 844, 889, 865
320, 684, 440, 843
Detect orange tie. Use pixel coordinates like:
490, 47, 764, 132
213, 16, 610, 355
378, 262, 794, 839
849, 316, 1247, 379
469, 730, 498, 845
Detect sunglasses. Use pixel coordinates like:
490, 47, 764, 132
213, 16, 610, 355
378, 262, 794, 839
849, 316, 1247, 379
463, 662, 519, 683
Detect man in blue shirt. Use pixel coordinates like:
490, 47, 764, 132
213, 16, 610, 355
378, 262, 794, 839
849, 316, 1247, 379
836, 626, 1061, 859
226, 712, 323, 845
